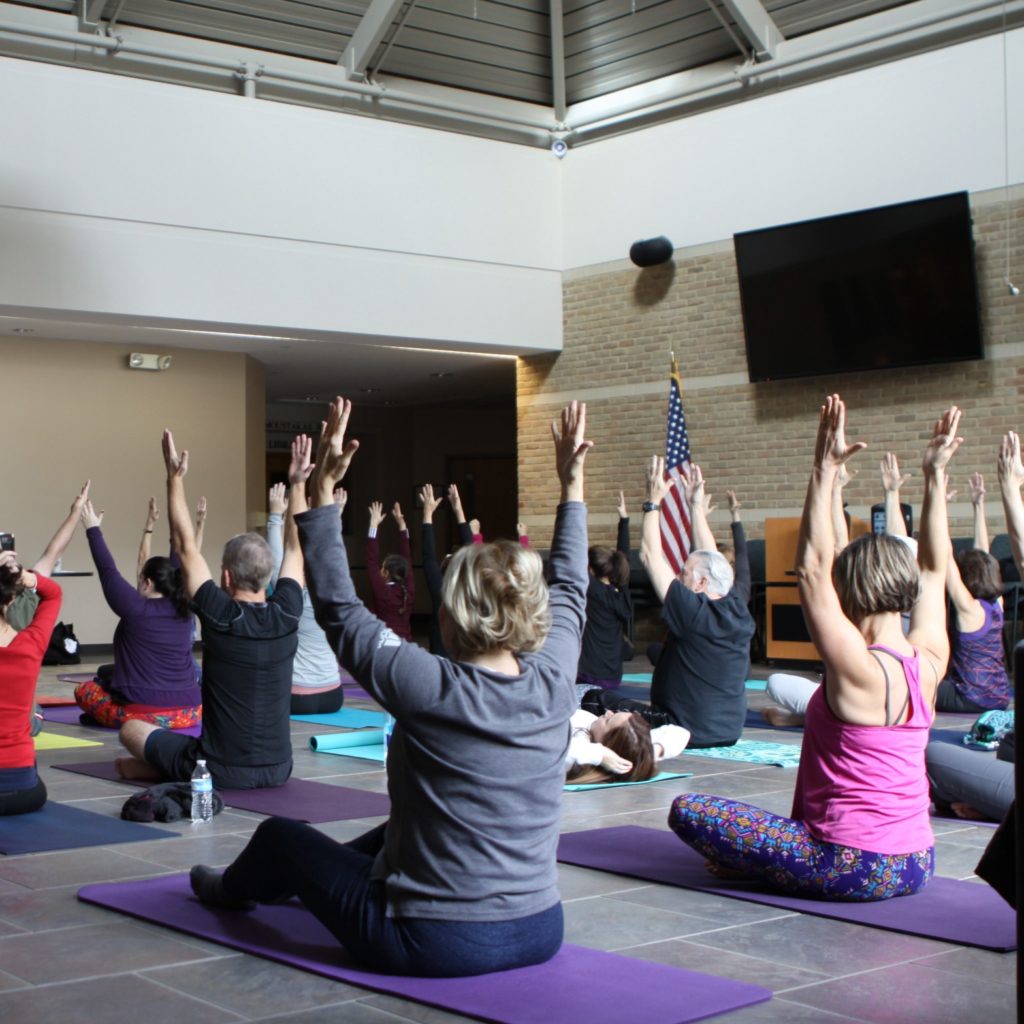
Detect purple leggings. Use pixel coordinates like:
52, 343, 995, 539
669, 794, 934, 902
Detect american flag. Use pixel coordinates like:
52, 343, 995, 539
660, 363, 692, 573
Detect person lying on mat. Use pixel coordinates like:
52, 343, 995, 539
0, 549, 61, 815
575, 491, 633, 694
266, 482, 344, 716
565, 708, 688, 785
367, 500, 414, 643
114, 431, 303, 790
581, 462, 754, 749
670, 396, 958, 901
73, 497, 202, 730
189, 396, 590, 978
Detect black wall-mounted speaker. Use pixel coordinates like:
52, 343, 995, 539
629, 236, 674, 267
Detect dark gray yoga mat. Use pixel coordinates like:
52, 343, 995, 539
0, 802, 176, 855
53, 761, 389, 823
78, 874, 772, 1024
557, 826, 1015, 952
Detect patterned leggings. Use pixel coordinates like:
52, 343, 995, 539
669, 794, 934, 902
74, 681, 202, 730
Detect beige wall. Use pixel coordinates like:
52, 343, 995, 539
1, 338, 265, 643
518, 188, 1024, 555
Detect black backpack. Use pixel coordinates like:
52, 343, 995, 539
41, 622, 81, 665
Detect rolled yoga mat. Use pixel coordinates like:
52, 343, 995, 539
78, 873, 773, 1024
0, 802, 176, 855
309, 729, 386, 762
557, 825, 1016, 952
52, 761, 390, 823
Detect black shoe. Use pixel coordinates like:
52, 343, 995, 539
189, 865, 256, 911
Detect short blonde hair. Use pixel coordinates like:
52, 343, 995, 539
831, 533, 920, 624
440, 540, 551, 658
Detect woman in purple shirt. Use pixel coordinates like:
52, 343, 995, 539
74, 500, 201, 729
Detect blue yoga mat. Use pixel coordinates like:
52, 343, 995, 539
292, 708, 388, 728
309, 730, 386, 762
0, 801, 176, 855
565, 771, 693, 791
683, 739, 801, 768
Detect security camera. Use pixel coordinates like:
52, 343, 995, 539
1008, 278, 1021, 297
551, 139, 568, 159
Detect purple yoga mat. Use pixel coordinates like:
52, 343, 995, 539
53, 761, 390, 823
557, 826, 1016, 952
41, 706, 202, 737
78, 874, 772, 1024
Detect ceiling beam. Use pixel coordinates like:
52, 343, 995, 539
718, 0, 783, 60
340, 0, 408, 80
550, 0, 566, 123
76, 0, 108, 32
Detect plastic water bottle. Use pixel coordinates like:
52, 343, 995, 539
190, 759, 214, 823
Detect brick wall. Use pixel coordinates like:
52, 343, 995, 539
518, 188, 1024, 564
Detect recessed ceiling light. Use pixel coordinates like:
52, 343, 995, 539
430, 372, 453, 378
361, 387, 380, 394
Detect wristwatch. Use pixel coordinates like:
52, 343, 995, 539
642, 501, 660, 513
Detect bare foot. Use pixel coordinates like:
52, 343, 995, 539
761, 706, 805, 728
114, 756, 163, 782
950, 802, 988, 822
704, 859, 752, 881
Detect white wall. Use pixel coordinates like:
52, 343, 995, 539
0, 56, 563, 349
562, 30, 1024, 268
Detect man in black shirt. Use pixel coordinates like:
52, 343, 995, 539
115, 431, 304, 789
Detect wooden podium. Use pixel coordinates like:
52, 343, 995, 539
764, 516, 868, 661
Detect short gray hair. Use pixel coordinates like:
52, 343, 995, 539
689, 549, 734, 597
222, 532, 275, 592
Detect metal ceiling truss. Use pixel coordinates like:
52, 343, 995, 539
2, 0, 1022, 149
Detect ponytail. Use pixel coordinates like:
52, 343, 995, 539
142, 556, 191, 619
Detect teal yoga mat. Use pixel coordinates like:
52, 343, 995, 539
292, 708, 388, 728
565, 771, 692, 791
683, 739, 801, 768
617, 675, 766, 690
310, 730, 386, 762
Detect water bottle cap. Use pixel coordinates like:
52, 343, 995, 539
197, 759, 207, 766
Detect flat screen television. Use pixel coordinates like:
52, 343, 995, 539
734, 192, 983, 382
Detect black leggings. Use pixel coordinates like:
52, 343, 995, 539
580, 688, 674, 728
290, 686, 344, 715
935, 679, 990, 714
0, 775, 47, 816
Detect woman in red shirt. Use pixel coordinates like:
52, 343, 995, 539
0, 550, 62, 815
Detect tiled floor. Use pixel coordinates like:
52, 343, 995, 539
1, 658, 1015, 1024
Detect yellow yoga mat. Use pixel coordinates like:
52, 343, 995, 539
34, 733, 103, 751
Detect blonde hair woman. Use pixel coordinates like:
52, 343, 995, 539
190, 397, 591, 977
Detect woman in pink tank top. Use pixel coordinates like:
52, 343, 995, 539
670, 396, 960, 901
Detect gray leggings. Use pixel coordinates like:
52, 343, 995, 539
925, 736, 1015, 822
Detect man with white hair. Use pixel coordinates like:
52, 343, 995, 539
582, 459, 754, 748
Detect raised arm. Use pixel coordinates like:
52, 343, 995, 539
194, 496, 208, 554
32, 481, 90, 576
447, 484, 473, 547
80, 500, 148, 617
393, 502, 414, 601
162, 430, 212, 597
616, 491, 630, 557
265, 483, 287, 588
907, 408, 961, 670
997, 431, 1024, 577
970, 472, 990, 552
831, 465, 852, 554
880, 452, 909, 538
640, 456, 679, 602
136, 496, 159, 579
278, 435, 312, 587
419, 483, 444, 604
727, 490, 751, 603
683, 465, 717, 553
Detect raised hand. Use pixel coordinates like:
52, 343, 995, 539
418, 484, 443, 521
814, 394, 867, 471
835, 464, 856, 489
616, 490, 628, 519
880, 452, 909, 493
645, 455, 674, 506
288, 434, 315, 488
469, 518, 481, 536
969, 472, 986, 506
368, 501, 385, 531
682, 464, 706, 508
334, 487, 347, 515
70, 481, 91, 515
79, 500, 104, 530
516, 521, 527, 537
550, 400, 592, 502
922, 406, 963, 476
268, 482, 287, 516
195, 496, 208, 523
998, 431, 1024, 490
161, 430, 189, 479
391, 502, 407, 531
144, 496, 160, 532
312, 398, 359, 503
